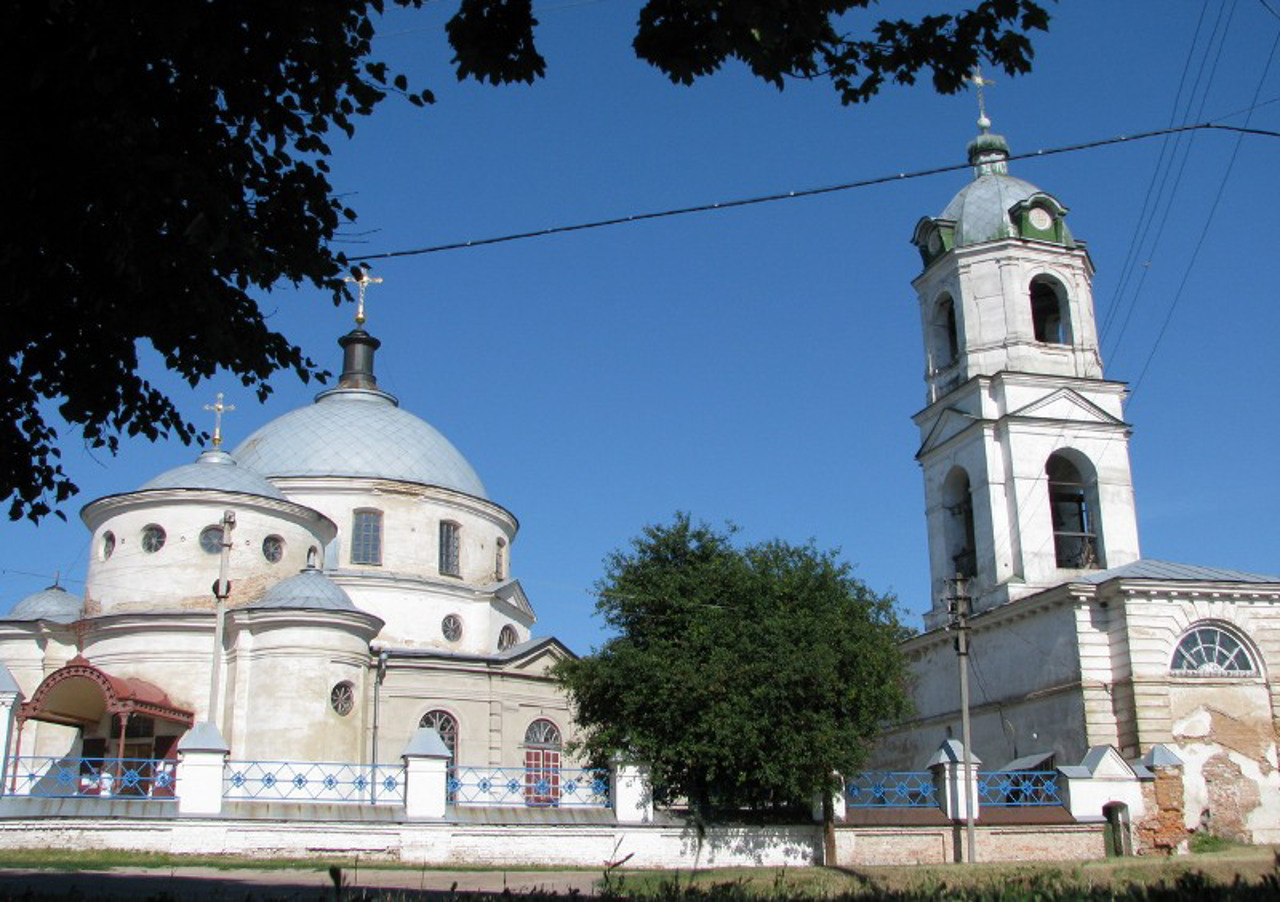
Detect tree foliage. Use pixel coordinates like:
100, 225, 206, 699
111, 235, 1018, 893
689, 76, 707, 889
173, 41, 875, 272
555, 514, 912, 821
2, 1, 1048, 521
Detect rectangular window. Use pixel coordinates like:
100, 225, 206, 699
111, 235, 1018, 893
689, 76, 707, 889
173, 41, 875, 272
351, 509, 382, 565
494, 538, 506, 581
439, 521, 460, 576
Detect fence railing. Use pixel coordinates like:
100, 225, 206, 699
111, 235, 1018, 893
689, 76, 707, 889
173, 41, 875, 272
978, 770, 1062, 807
6, 756, 177, 799
448, 766, 610, 808
844, 772, 938, 808
223, 760, 405, 805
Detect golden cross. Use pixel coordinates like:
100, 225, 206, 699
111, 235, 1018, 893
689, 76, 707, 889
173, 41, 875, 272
344, 270, 384, 326
967, 66, 995, 131
204, 392, 235, 449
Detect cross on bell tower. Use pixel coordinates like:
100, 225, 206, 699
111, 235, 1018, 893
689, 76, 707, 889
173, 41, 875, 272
907, 117, 1141, 629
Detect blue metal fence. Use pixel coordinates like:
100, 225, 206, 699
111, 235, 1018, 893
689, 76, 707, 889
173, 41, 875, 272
223, 760, 405, 805
7, 756, 177, 799
977, 770, 1062, 807
449, 766, 610, 808
844, 772, 938, 808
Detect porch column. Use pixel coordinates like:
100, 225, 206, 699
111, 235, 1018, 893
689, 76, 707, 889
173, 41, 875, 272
176, 722, 230, 816
0, 666, 21, 795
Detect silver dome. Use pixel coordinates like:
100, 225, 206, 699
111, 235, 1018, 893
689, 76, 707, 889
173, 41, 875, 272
140, 449, 286, 499
8, 585, 82, 623
233, 388, 487, 499
251, 567, 357, 612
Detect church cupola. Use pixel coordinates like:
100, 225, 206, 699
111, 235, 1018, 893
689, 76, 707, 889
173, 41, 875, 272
909, 118, 1141, 630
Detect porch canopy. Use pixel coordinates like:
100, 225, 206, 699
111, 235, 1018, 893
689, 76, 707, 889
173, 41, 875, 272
17, 655, 193, 730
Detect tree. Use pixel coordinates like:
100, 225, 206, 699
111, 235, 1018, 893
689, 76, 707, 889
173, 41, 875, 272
554, 514, 912, 832
3, 1, 1048, 520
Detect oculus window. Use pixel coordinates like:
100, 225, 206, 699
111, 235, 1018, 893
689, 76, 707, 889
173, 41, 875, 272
262, 535, 285, 564
330, 681, 356, 716
199, 526, 224, 555
351, 509, 383, 565
442, 614, 463, 642
141, 524, 166, 554
1171, 625, 1258, 677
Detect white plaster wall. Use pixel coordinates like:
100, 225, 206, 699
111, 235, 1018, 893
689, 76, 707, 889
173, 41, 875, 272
0, 628, 79, 758
83, 497, 332, 613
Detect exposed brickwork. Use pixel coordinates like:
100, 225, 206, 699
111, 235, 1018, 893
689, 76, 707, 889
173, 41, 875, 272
1136, 766, 1187, 855
1200, 753, 1259, 843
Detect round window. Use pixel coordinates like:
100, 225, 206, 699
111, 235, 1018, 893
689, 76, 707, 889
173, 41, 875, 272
442, 614, 463, 642
498, 624, 518, 651
262, 535, 285, 564
101, 531, 116, 561
199, 526, 224, 555
141, 524, 166, 554
330, 681, 355, 717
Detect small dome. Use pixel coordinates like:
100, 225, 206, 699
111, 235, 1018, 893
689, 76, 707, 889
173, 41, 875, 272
938, 131, 1074, 249
252, 567, 357, 611
141, 449, 285, 500
8, 585, 82, 623
233, 389, 487, 498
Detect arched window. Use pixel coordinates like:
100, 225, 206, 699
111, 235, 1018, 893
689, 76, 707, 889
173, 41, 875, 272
498, 624, 519, 651
932, 295, 960, 370
523, 719, 562, 806
1030, 278, 1071, 345
1046, 453, 1102, 569
942, 467, 977, 579
439, 521, 460, 577
419, 709, 459, 758
494, 537, 507, 581
1171, 624, 1258, 677
351, 509, 382, 565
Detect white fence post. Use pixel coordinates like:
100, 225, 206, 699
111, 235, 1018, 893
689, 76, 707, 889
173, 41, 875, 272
611, 760, 653, 824
927, 738, 981, 822
176, 721, 229, 815
403, 727, 450, 819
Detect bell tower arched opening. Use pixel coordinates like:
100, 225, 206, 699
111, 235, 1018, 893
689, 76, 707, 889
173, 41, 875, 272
1030, 277, 1072, 346
942, 467, 977, 580
1046, 451, 1103, 569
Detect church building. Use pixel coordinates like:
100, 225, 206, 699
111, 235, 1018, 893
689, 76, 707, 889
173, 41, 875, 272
0, 312, 576, 778
874, 119, 1280, 844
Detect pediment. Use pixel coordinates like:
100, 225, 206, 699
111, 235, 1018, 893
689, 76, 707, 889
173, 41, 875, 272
492, 579, 535, 620
1010, 388, 1123, 426
503, 638, 574, 675
1079, 745, 1136, 779
917, 407, 980, 459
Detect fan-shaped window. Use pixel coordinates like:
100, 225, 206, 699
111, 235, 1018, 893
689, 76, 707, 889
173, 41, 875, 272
1030, 278, 1071, 345
1171, 625, 1258, 677
523, 718, 561, 806
498, 624, 519, 651
351, 509, 382, 565
141, 524, 166, 554
439, 521, 460, 577
1046, 453, 1102, 569
419, 709, 458, 758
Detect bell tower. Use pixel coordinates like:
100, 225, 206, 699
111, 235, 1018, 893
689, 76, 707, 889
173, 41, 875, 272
909, 122, 1140, 630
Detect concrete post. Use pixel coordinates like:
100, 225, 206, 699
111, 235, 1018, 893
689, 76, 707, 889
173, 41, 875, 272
176, 721, 229, 815
611, 761, 653, 824
403, 727, 451, 819
0, 665, 21, 795
927, 739, 981, 822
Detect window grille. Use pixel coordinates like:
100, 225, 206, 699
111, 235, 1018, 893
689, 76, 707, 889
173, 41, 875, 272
351, 510, 382, 565
1171, 625, 1258, 677
439, 521, 460, 576
199, 526, 223, 555
141, 524, 166, 554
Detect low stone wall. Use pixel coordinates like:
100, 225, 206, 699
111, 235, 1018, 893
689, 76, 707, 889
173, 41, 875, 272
0, 816, 1110, 869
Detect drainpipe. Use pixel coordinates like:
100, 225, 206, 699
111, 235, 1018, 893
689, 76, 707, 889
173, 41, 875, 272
370, 649, 388, 803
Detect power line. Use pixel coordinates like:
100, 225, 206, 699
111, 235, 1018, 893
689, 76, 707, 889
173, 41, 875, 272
352, 123, 1280, 265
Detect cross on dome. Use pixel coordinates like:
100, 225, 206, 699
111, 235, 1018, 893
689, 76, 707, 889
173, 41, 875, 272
344, 270, 384, 326
203, 392, 236, 449
967, 66, 995, 133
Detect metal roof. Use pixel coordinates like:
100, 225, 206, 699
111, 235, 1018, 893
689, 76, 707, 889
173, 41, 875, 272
1075, 559, 1280, 585
251, 567, 358, 612
139, 449, 286, 500
5, 585, 81, 623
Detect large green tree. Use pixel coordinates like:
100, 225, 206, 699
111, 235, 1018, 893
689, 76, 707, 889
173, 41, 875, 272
2, 1, 1048, 521
554, 514, 912, 829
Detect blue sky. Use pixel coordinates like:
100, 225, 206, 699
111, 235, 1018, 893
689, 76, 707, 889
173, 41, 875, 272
3, 1, 1278, 654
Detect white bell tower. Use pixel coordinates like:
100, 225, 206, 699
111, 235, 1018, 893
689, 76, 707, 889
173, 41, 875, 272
909, 124, 1140, 630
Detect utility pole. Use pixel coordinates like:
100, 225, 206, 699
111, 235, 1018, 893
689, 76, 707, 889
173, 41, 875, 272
208, 510, 235, 727
947, 573, 977, 863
